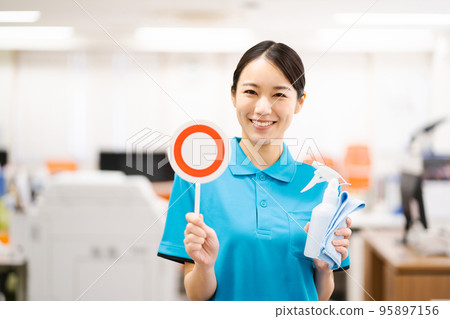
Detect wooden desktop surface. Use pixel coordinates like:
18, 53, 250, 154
363, 229, 450, 300
363, 229, 450, 272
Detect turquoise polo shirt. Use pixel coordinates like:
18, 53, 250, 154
158, 137, 350, 301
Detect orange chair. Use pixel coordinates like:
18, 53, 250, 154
0, 232, 9, 244
0, 201, 9, 245
46, 160, 78, 175
303, 156, 337, 172
343, 145, 371, 190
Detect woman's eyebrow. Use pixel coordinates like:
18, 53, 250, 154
242, 83, 291, 91
242, 82, 259, 88
274, 86, 291, 90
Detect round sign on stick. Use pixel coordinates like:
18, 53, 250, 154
169, 120, 229, 215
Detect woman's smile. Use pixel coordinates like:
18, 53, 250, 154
249, 118, 277, 129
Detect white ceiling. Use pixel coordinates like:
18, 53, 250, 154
1, 0, 450, 52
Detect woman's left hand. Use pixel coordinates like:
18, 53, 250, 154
304, 217, 352, 270
332, 217, 352, 261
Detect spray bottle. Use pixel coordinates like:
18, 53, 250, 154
302, 161, 349, 259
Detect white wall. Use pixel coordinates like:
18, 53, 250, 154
430, 32, 450, 155
1, 46, 449, 172
5, 51, 241, 168
0, 51, 14, 149
288, 51, 435, 176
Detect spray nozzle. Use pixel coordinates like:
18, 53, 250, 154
300, 161, 350, 193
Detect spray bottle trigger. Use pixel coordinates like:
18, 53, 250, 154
301, 175, 324, 193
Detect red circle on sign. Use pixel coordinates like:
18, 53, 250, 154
173, 124, 225, 178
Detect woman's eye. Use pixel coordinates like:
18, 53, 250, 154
274, 93, 286, 98
244, 90, 257, 95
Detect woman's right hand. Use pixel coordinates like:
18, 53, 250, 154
184, 213, 219, 268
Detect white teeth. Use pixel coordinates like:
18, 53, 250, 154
251, 120, 274, 127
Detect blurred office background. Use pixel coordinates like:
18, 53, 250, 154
1, 0, 450, 301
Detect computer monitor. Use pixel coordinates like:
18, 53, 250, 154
99, 151, 174, 182
401, 156, 450, 243
422, 156, 450, 180
400, 172, 427, 243
0, 150, 7, 167
422, 156, 450, 227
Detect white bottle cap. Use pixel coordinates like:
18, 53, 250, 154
301, 161, 349, 193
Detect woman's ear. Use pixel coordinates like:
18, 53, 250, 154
295, 92, 306, 114
231, 86, 237, 108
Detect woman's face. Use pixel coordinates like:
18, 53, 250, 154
231, 57, 305, 146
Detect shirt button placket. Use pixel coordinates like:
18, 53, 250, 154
256, 173, 271, 236
258, 173, 267, 209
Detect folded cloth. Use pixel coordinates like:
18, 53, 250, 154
318, 191, 365, 270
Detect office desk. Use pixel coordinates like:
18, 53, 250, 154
363, 229, 450, 300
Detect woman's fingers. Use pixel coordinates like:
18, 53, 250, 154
184, 223, 207, 238
332, 239, 349, 247
183, 213, 220, 267
193, 214, 219, 243
184, 241, 202, 251
304, 216, 351, 262
184, 213, 218, 249
185, 213, 207, 237
335, 246, 348, 261
334, 225, 352, 239
184, 213, 207, 254
185, 233, 205, 244
333, 217, 352, 261
304, 222, 310, 233
186, 212, 203, 226
333, 231, 350, 260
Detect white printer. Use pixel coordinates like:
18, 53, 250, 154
27, 171, 180, 300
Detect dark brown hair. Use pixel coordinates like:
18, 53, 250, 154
231, 40, 305, 100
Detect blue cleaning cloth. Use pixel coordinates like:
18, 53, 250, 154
318, 192, 365, 270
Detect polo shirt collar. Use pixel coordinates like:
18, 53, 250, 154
229, 137, 296, 183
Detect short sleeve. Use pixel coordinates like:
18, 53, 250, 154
334, 252, 350, 272
157, 173, 195, 264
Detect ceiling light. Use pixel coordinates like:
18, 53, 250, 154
134, 27, 256, 52
0, 11, 40, 23
0, 27, 74, 40
334, 13, 450, 26
317, 29, 434, 52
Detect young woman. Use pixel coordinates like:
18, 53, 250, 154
158, 40, 352, 301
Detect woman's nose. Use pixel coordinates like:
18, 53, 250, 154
254, 96, 272, 115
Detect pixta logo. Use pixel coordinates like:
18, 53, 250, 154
125, 128, 171, 176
